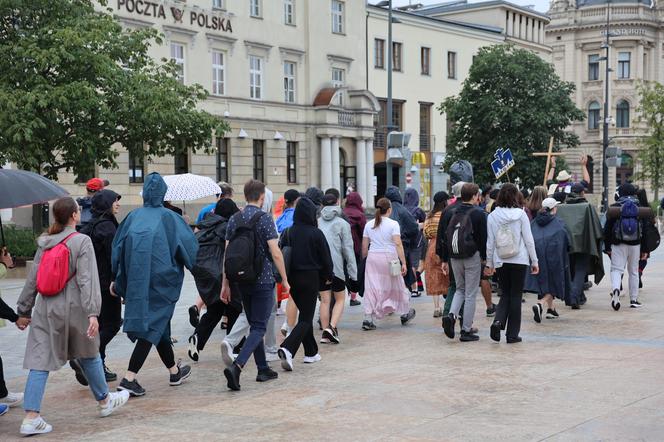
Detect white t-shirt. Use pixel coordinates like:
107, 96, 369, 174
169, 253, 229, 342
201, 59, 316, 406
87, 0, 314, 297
363, 217, 401, 253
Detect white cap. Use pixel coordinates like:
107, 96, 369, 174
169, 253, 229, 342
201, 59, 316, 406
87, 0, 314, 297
542, 197, 560, 210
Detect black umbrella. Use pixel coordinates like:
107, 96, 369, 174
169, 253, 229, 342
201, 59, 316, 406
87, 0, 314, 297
0, 169, 69, 246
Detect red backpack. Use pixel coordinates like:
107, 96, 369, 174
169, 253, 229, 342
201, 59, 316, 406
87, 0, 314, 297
36, 233, 78, 297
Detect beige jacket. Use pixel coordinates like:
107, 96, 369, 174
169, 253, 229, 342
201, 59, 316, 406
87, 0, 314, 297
17, 227, 102, 371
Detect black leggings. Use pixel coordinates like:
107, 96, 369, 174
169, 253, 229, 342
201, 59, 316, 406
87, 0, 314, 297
495, 264, 528, 339
128, 338, 175, 374
0, 355, 7, 398
281, 270, 319, 358
195, 302, 241, 351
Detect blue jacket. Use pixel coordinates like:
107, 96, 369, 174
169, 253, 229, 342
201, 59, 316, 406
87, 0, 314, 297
112, 173, 198, 345
196, 202, 217, 224
276, 207, 295, 234
525, 212, 570, 301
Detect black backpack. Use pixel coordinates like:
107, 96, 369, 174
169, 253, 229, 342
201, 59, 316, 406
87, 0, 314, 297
445, 210, 477, 259
224, 211, 265, 284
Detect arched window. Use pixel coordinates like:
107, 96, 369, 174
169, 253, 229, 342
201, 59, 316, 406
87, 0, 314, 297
588, 101, 600, 130
616, 100, 630, 128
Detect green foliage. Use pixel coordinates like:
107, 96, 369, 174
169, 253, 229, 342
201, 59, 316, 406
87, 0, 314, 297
439, 45, 585, 188
0, 0, 228, 180
634, 82, 664, 202
2, 226, 38, 258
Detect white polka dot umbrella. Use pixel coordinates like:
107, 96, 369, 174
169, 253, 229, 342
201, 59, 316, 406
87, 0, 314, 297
162, 173, 221, 201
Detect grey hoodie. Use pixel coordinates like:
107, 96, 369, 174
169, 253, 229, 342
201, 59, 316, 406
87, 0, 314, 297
319, 205, 357, 282
486, 207, 538, 269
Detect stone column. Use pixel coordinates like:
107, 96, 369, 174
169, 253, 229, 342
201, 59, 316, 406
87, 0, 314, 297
331, 137, 340, 192
506, 11, 513, 37
365, 139, 374, 209
356, 138, 367, 203
320, 137, 332, 191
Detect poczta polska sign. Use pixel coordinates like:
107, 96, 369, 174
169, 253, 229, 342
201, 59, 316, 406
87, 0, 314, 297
117, 0, 233, 33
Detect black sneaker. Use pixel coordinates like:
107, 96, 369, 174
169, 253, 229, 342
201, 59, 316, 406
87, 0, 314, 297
223, 364, 241, 391
188, 305, 200, 328
490, 321, 501, 342
546, 309, 559, 319
459, 330, 480, 342
117, 378, 146, 397
187, 334, 199, 362
532, 303, 543, 323
69, 359, 89, 386
256, 367, 279, 382
442, 313, 455, 339
103, 364, 117, 383
350, 299, 361, 306
506, 336, 523, 344
169, 362, 192, 386
571, 304, 580, 310
611, 289, 621, 311
486, 303, 496, 317
583, 281, 593, 291
630, 300, 643, 308
362, 320, 376, 330
322, 328, 339, 344
400, 308, 416, 325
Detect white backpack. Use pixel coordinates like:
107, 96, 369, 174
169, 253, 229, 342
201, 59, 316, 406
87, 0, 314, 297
496, 223, 519, 259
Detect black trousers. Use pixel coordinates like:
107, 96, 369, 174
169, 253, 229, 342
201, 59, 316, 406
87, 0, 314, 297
99, 293, 122, 362
282, 270, 319, 358
128, 338, 175, 374
195, 302, 241, 351
495, 264, 528, 339
0, 355, 7, 398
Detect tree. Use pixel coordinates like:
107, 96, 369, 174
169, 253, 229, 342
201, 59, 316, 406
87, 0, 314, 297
440, 45, 585, 188
634, 82, 664, 202
0, 0, 227, 180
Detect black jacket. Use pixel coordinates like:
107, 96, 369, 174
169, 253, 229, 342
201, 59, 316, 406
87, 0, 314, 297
437, 202, 487, 262
192, 213, 229, 306
0, 293, 18, 322
603, 197, 646, 251
281, 197, 333, 281
385, 186, 419, 249
436, 199, 461, 261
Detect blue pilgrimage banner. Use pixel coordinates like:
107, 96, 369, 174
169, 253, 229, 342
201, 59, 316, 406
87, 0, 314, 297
491, 148, 515, 179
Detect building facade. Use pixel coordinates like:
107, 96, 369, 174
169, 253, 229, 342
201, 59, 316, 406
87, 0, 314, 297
546, 0, 664, 200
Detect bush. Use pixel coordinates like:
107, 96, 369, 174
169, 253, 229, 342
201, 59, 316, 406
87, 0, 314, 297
2, 226, 38, 258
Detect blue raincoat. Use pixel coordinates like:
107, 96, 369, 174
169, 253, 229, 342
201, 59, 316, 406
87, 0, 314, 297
112, 173, 198, 345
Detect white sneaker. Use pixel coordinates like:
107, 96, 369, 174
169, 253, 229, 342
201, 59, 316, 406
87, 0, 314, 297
0, 391, 23, 407
20, 416, 53, 435
276, 307, 285, 316
303, 354, 322, 364
99, 390, 130, 418
265, 352, 280, 362
220, 340, 235, 368
277, 347, 293, 371
280, 323, 288, 337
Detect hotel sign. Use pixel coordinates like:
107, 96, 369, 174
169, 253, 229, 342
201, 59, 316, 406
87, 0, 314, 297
601, 28, 646, 36
117, 0, 233, 33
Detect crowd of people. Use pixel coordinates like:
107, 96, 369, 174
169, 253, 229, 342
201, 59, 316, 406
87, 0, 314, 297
0, 162, 661, 435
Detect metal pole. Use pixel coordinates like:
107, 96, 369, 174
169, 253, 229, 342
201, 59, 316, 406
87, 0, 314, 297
601, 1, 611, 213
385, 0, 393, 190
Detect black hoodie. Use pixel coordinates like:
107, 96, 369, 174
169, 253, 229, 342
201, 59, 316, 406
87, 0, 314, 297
281, 197, 333, 280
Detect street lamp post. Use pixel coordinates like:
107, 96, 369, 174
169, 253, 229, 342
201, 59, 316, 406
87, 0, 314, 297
601, 1, 612, 213
376, 0, 396, 189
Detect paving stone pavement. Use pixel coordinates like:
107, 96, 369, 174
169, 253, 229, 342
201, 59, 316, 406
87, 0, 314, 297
0, 250, 663, 440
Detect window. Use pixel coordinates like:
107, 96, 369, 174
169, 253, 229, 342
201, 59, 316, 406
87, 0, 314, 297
618, 52, 630, 79
588, 54, 599, 81
447, 51, 457, 79
283, 62, 296, 103
212, 0, 225, 9
170, 43, 185, 84
332, 68, 345, 106
212, 51, 225, 96
249, 56, 263, 100
419, 103, 432, 151
287, 141, 297, 184
250, 0, 261, 17
253, 140, 265, 182
374, 38, 385, 69
588, 101, 600, 130
616, 100, 630, 128
129, 151, 145, 184
421, 47, 430, 75
216, 137, 229, 183
284, 0, 295, 25
174, 148, 189, 174
331, 0, 344, 34
392, 42, 402, 72
374, 98, 404, 147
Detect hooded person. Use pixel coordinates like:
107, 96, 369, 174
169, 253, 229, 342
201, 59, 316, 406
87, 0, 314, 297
111, 172, 198, 397
76, 178, 106, 228
305, 187, 325, 215
78, 189, 122, 382
403, 188, 426, 296
343, 192, 367, 304
384, 186, 419, 286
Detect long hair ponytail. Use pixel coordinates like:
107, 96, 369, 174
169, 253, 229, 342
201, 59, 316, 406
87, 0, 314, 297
48, 197, 79, 235
373, 198, 391, 229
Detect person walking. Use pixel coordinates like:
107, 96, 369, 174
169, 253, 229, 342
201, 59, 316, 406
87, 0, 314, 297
441, 183, 487, 342
0, 248, 23, 414
276, 189, 301, 336
78, 189, 122, 382
188, 199, 240, 362
343, 192, 367, 306
318, 193, 357, 344
361, 198, 416, 330
221, 180, 289, 391
403, 188, 427, 297
16, 197, 129, 436
423, 191, 450, 318
112, 173, 198, 397
527, 198, 570, 323
485, 184, 539, 344
385, 186, 419, 289
278, 197, 333, 371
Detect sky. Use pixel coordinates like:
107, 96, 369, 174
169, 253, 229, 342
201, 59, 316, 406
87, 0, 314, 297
391, 0, 551, 14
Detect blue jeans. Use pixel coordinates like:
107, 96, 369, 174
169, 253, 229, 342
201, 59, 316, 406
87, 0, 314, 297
24, 356, 108, 413
235, 283, 274, 370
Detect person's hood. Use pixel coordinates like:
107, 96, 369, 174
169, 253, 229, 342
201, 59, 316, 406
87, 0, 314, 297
197, 212, 226, 230
535, 211, 555, 226
262, 188, 273, 213
91, 190, 120, 217
294, 197, 318, 227
320, 205, 342, 221
403, 188, 419, 210
565, 196, 587, 205
345, 192, 363, 210
305, 187, 324, 207
143, 173, 167, 208
38, 226, 77, 250
76, 196, 92, 210
385, 186, 402, 204
491, 207, 524, 224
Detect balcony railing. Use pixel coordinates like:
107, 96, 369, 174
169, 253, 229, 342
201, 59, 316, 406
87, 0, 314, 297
338, 111, 357, 127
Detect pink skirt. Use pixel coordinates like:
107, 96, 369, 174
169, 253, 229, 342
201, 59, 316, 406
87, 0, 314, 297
363, 250, 411, 319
